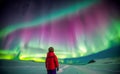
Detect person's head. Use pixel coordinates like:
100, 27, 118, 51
48, 47, 54, 52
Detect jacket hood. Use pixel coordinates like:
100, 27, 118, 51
47, 52, 55, 57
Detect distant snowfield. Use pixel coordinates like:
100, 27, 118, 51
0, 57, 120, 74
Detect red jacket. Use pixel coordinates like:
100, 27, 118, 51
45, 52, 59, 70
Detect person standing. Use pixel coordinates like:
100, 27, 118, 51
45, 47, 59, 74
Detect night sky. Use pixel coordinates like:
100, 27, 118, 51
0, 0, 120, 62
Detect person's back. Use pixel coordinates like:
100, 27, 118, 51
45, 47, 59, 74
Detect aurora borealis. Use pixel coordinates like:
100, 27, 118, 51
0, 0, 120, 62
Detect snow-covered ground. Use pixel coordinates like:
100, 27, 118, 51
0, 57, 120, 74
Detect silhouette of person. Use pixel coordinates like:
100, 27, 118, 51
45, 47, 59, 74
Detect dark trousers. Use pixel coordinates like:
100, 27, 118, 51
47, 69, 56, 74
